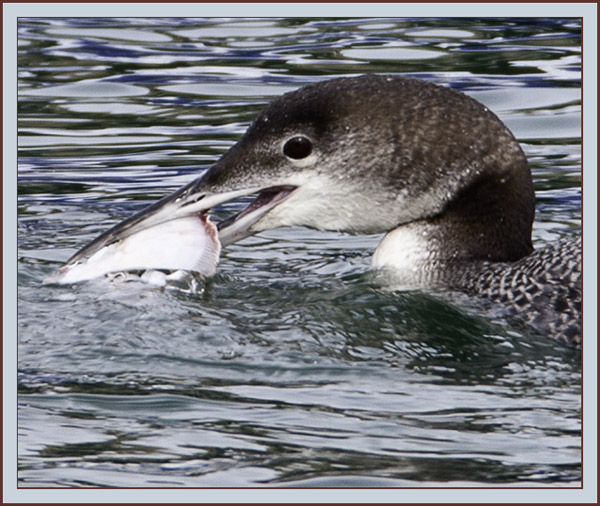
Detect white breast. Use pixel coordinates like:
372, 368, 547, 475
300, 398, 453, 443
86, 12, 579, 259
371, 224, 432, 280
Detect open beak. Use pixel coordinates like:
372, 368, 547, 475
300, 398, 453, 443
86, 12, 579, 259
54, 173, 297, 281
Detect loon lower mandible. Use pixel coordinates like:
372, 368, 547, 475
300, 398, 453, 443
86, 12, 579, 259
50, 75, 582, 347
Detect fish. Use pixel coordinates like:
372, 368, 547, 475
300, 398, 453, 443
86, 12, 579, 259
44, 212, 221, 285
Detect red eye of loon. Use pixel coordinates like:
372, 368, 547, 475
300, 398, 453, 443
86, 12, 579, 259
283, 136, 312, 160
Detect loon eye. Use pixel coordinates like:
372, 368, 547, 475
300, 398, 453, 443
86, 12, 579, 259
283, 136, 312, 160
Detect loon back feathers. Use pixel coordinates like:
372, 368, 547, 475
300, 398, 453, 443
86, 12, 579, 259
457, 237, 582, 347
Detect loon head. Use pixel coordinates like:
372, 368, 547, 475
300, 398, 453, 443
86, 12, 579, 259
65, 75, 535, 269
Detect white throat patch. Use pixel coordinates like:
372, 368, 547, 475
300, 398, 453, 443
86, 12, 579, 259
371, 224, 432, 275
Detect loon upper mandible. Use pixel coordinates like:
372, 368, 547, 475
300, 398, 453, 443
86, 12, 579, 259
57, 75, 582, 347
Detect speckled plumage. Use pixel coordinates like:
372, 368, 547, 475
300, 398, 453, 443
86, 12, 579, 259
447, 237, 582, 347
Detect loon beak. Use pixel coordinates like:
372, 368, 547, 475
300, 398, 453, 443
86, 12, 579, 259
215, 185, 297, 246
62, 175, 297, 269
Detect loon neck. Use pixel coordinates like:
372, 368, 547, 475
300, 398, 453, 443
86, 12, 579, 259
373, 166, 535, 278
430, 167, 535, 262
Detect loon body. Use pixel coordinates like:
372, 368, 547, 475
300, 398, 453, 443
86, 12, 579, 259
54, 75, 582, 347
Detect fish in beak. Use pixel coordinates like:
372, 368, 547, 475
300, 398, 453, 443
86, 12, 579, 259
45, 173, 298, 284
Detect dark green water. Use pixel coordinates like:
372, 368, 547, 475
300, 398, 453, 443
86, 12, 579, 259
18, 18, 581, 487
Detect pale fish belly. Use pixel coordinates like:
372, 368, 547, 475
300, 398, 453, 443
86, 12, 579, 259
45, 215, 221, 285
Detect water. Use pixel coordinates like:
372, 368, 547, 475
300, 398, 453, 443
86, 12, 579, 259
17, 18, 581, 487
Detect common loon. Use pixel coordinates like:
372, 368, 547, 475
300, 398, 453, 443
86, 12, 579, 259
56, 75, 582, 347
